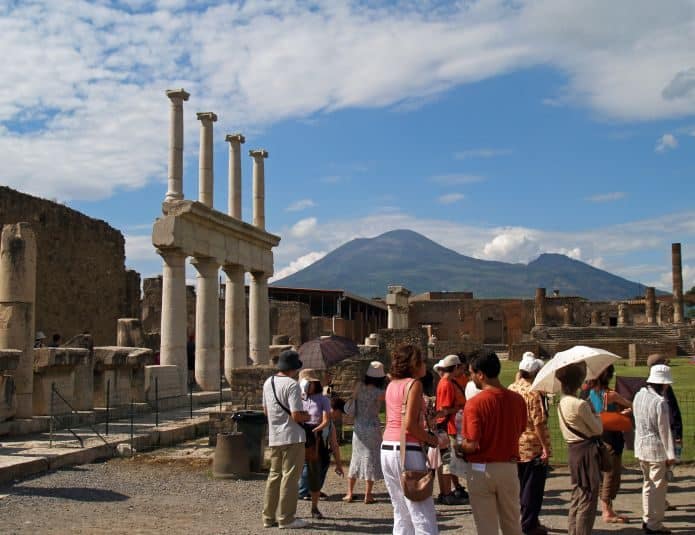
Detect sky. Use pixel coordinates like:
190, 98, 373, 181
2, 0, 694, 294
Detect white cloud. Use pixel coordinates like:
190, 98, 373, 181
585, 192, 626, 202
271, 251, 326, 282
454, 148, 512, 160
290, 217, 318, 238
286, 199, 316, 212
430, 174, 484, 185
2, 2, 695, 201
481, 229, 542, 263
438, 193, 465, 204
655, 133, 678, 153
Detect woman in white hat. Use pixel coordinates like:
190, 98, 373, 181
633, 365, 676, 534
343, 361, 386, 504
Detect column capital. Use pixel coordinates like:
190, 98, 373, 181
156, 247, 187, 262
225, 133, 246, 144
166, 88, 190, 101
249, 149, 269, 159
196, 111, 218, 122
250, 270, 269, 281
190, 255, 219, 275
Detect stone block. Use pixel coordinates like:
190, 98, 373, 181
0, 374, 16, 422
145, 365, 183, 400
0, 349, 20, 371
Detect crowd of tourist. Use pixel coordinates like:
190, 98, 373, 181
261, 346, 680, 534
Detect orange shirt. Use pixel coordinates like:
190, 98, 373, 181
462, 387, 527, 463
436, 375, 468, 435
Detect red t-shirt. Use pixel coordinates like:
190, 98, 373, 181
436, 376, 467, 435
462, 387, 527, 463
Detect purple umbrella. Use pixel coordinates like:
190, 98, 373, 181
297, 335, 360, 370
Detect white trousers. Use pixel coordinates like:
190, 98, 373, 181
640, 460, 668, 530
380, 442, 439, 535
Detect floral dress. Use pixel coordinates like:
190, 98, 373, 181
348, 383, 384, 481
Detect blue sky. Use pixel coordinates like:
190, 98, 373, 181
1, 0, 694, 293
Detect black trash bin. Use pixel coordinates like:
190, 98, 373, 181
232, 410, 267, 472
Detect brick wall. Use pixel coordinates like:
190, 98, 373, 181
0, 186, 129, 345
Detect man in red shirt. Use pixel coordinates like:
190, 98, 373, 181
434, 354, 467, 504
459, 349, 527, 535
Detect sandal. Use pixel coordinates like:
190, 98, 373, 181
342, 495, 354, 503
604, 515, 628, 524
364, 496, 376, 504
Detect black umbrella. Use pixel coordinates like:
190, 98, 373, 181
297, 335, 360, 369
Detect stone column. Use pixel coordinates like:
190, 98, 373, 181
0, 224, 36, 418
645, 286, 657, 325
562, 304, 572, 326
618, 303, 627, 326
249, 149, 268, 230
672, 243, 684, 324
249, 271, 270, 364
386, 285, 411, 329
223, 263, 247, 381
197, 112, 218, 208
191, 256, 220, 390
226, 134, 245, 219
534, 288, 546, 327
590, 310, 600, 326
165, 89, 189, 202
158, 248, 188, 394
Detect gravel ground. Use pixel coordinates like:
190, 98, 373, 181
0, 441, 693, 534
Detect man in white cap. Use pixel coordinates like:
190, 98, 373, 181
509, 352, 551, 535
434, 354, 468, 504
633, 364, 676, 535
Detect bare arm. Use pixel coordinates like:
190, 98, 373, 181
405, 381, 438, 447
313, 409, 330, 433
291, 411, 309, 424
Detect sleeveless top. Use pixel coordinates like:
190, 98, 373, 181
383, 378, 422, 444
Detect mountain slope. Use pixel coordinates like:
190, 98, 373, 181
273, 230, 649, 300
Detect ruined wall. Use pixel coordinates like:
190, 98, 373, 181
269, 301, 311, 346
0, 186, 131, 345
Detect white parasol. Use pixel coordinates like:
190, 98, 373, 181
531, 345, 621, 393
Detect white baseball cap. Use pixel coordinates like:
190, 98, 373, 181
365, 361, 385, 378
439, 354, 461, 368
647, 364, 673, 385
519, 353, 544, 374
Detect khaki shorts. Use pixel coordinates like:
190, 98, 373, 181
441, 435, 456, 475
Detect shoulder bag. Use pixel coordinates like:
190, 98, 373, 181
400, 380, 435, 501
558, 401, 612, 472
271, 376, 318, 460
599, 390, 633, 432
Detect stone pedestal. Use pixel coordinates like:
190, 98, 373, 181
0, 223, 37, 418
386, 286, 411, 329
144, 365, 181, 401
32, 347, 89, 416
192, 257, 220, 391
93, 346, 155, 407
534, 288, 546, 326
249, 272, 270, 365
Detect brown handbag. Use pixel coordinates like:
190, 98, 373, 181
399, 380, 435, 502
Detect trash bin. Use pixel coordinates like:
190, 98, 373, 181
213, 432, 250, 479
232, 410, 267, 472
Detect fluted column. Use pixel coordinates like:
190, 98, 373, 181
165, 89, 189, 202
534, 288, 546, 327
249, 149, 268, 230
226, 134, 245, 219
223, 264, 247, 380
191, 256, 220, 390
672, 243, 684, 324
197, 112, 218, 208
158, 248, 188, 394
249, 271, 270, 364
0, 224, 37, 418
645, 286, 657, 324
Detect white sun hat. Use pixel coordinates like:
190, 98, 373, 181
646, 364, 673, 385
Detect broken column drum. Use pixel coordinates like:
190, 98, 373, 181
645, 287, 657, 325
0, 223, 37, 418
672, 243, 684, 324
534, 288, 546, 327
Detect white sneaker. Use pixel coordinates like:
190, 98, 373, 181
278, 518, 309, 529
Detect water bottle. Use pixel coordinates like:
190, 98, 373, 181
675, 439, 682, 461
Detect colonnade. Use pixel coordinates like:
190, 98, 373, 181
155, 89, 277, 394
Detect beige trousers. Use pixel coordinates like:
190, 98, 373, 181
640, 460, 668, 531
262, 442, 305, 527
466, 462, 522, 535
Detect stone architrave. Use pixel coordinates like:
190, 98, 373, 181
249, 150, 268, 230
157, 248, 188, 394
191, 256, 220, 391
645, 287, 657, 325
249, 271, 270, 364
534, 288, 546, 327
672, 243, 684, 324
226, 134, 245, 219
165, 89, 190, 202
223, 263, 247, 380
0, 223, 37, 418
386, 285, 411, 329
197, 112, 218, 208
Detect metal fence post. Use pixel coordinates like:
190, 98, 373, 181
130, 398, 134, 457
105, 379, 110, 436
49, 382, 55, 448
155, 376, 159, 428
189, 380, 193, 419
219, 375, 223, 414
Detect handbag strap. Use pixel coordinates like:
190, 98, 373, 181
400, 379, 429, 471
558, 400, 592, 441
271, 376, 292, 416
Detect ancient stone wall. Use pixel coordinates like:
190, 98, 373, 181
0, 186, 130, 345
378, 327, 427, 363
269, 301, 311, 347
